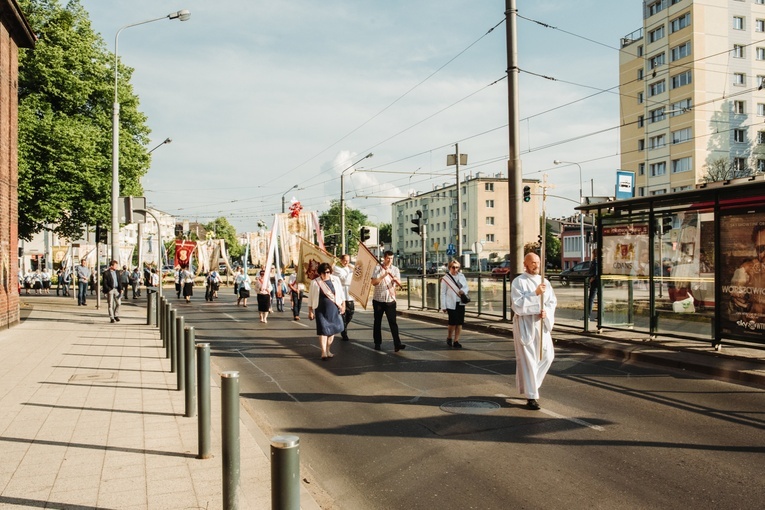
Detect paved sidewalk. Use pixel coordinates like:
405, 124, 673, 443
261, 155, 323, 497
0, 295, 275, 509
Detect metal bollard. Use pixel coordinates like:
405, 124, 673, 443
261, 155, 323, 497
164, 302, 171, 358
176, 316, 185, 392
197, 343, 211, 459
147, 291, 157, 326
184, 326, 196, 415
221, 371, 240, 510
170, 309, 177, 372
159, 298, 166, 347
270, 435, 300, 510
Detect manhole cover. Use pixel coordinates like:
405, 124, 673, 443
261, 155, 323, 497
440, 400, 501, 415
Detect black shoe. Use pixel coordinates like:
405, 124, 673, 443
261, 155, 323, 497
110, 318, 115, 323
374, 344, 381, 351
394, 344, 406, 352
452, 341, 463, 349
526, 399, 540, 410
342, 334, 349, 342
114, 317, 120, 322
446, 338, 453, 347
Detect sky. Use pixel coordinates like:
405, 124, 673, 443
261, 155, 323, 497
77, 0, 643, 233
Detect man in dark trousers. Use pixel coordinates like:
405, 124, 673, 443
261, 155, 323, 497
585, 249, 599, 320
102, 260, 121, 323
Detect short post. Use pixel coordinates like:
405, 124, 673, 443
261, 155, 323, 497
159, 298, 166, 346
184, 326, 196, 416
176, 315, 185, 391
221, 371, 240, 510
164, 302, 171, 358
197, 343, 211, 459
147, 291, 157, 326
170, 308, 177, 372
270, 435, 300, 510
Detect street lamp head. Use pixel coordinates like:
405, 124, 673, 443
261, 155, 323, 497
553, 160, 563, 165
365, 153, 373, 159
169, 10, 191, 21
163, 137, 172, 144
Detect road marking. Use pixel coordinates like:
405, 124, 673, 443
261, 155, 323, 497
237, 349, 301, 403
496, 394, 605, 432
223, 313, 239, 322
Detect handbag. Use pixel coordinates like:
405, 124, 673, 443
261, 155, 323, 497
460, 293, 470, 304
672, 295, 695, 313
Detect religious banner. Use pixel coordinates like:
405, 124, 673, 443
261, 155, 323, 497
350, 242, 377, 310
277, 210, 319, 268
51, 246, 68, 269
296, 237, 334, 288
248, 231, 270, 268
175, 240, 196, 269
119, 244, 134, 268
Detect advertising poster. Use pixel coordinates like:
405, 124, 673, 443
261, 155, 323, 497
720, 212, 765, 341
601, 224, 649, 276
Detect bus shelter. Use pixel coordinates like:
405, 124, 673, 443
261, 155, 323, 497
579, 179, 765, 349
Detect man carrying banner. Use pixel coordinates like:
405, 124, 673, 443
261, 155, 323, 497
370, 250, 406, 352
334, 254, 355, 341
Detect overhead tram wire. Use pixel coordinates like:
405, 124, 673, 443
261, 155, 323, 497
259, 17, 507, 189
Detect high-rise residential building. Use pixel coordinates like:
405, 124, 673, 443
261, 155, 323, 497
391, 174, 540, 270
619, 0, 765, 196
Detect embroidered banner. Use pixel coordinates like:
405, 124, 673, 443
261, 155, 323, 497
296, 238, 334, 288
175, 240, 196, 269
349, 242, 376, 310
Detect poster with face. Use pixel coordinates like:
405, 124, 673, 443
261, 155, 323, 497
720, 212, 765, 340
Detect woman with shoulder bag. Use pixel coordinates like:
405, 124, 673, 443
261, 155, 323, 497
440, 260, 469, 349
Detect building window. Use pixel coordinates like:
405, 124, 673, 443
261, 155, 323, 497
637, 92, 644, 104
734, 72, 746, 86
758, 159, 765, 172
648, 26, 665, 43
733, 44, 745, 58
648, 1, 664, 16
758, 131, 765, 144
734, 158, 748, 171
671, 186, 693, 192
638, 115, 645, 127
758, 0, 765, 5
733, 16, 745, 30
758, 19, 765, 32
637, 68, 644, 80
649, 52, 666, 69
671, 157, 692, 173
671, 70, 692, 89
670, 12, 691, 33
486, 217, 495, 226
671, 41, 691, 61
650, 189, 667, 196
758, 48, 765, 61
672, 127, 692, 144
484, 183, 494, 192
486, 234, 495, 243
648, 80, 666, 96
637, 45, 644, 57
648, 107, 666, 123
670, 98, 692, 115
650, 162, 667, 177
759, 104, 765, 116
638, 139, 645, 151
638, 186, 646, 197
639, 163, 645, 176
734, 100, 746, 114
649, 134, 666, 149
734, 129, 746, 143
485, 199, 494, 208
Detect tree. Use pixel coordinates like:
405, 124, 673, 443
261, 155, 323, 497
318, 200, 368, 255
703, 157, 754, 182
204, 217, 243, 260
17, 0, 151, 241
378, 223, 392, 245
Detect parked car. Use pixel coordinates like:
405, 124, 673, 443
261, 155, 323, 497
558, 261, 592, 286
491, 260, 512, 278
426, 263, 448, 274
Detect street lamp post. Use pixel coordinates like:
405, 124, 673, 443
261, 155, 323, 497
281, 184, 298, 214
340, 153, 373, 254
554, 160, 585, 262
112, 10, 190, 262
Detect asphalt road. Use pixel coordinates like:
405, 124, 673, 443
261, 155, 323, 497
178, 290, 765, 510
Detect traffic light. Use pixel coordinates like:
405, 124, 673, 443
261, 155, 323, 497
411, 210, 423, 235
96, 225, 108, 244
662, 216, 673, 234
537, 234, 543, 246
360, 227, 370, 242
523, 185, 531, 202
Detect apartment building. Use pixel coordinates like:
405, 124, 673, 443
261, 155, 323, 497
620, 0, 765, 196
391, 174, 540, 270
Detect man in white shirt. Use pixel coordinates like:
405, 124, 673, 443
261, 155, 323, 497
333, 254, 355, 341
371, 250, 406, 352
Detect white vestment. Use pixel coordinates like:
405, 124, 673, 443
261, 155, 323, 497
510, 272, 557, 399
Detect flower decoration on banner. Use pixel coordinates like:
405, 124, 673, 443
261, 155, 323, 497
289, 198, 303, 218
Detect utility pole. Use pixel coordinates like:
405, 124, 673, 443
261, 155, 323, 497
506, 0, 523, 274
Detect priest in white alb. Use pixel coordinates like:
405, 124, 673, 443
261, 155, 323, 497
511, 252, 557, 410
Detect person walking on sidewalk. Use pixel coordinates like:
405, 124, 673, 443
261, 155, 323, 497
75, 259, 91, 306
308, 262, 346, 360
119, 265, 130, 300
255, 269, 272, 322
510, 252, 557, 411
102, 260, 121, 323
181, 267, 194, 303
370, 250, 406, 352
288, 272, 304, 320
440, 259, 469, 349
130, 267, 142, 298
333, 254, 355, 341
